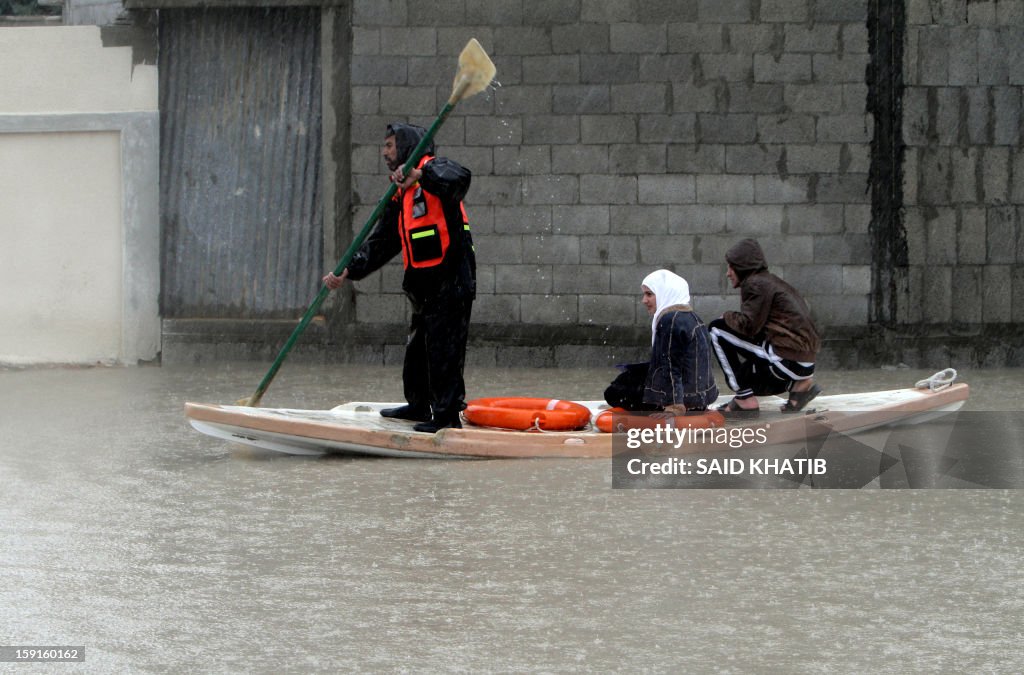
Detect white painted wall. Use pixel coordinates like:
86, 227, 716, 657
0, 26, 159, 365
0, 26, 157, 113
0, 131, 123, 363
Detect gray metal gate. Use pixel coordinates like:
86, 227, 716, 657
160, 7, 322, 319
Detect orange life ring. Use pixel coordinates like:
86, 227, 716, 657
464, 397, 592, 431
595, 407, 725, 433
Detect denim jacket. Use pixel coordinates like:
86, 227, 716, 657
643, 307, 719, 410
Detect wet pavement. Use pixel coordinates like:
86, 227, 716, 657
1, 363, 1022, 672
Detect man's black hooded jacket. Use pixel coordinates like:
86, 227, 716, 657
345, 123, 476, 303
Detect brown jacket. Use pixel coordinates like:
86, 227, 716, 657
723, 239, 821, 362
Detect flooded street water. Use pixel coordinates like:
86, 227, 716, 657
2, 363, 1023, 672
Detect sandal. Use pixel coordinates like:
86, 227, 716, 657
717, 398, 760, 418
780, 384, 821, 413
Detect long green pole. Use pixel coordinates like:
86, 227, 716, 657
241, 101, 460, 407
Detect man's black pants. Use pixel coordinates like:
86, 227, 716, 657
404, 295, 473, 421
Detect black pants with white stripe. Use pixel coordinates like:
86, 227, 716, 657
708, 318, 814, 399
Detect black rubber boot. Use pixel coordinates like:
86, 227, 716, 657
413, 415, 463, 434
380, 404, 431, 422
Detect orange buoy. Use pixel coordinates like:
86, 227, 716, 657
595, 407, 725, 433
594, 407, 626, 433
464, 397, 592, 431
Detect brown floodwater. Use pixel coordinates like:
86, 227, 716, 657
1, 363, 1022, 672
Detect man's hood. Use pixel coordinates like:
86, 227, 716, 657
725, 238, 768, 277
387, 122, 435, 166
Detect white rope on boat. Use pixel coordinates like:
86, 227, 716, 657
915, 368, 957, 391
530, 416, 567, 433
526, 400, 562, 432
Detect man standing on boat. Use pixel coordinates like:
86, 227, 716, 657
708, 238, 821, 415
323, 123, 475, 433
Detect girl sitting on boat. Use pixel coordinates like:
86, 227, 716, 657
604, 269, 719, 415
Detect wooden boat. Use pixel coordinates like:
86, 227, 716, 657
185, 373, 969, 459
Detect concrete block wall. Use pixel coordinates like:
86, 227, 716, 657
901, 0, 1024, 327
345, 0, 873, 362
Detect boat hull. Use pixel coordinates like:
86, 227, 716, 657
186, 383, 969, 459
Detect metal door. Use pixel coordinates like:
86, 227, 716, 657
160, 7, 322, 319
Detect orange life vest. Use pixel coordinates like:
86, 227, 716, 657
397, 155, 468, 269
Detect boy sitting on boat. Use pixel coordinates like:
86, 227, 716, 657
708, 238, 822, 416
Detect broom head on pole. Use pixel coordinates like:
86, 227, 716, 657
449, 38, 497, 104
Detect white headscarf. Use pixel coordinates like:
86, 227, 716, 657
642, 269, 691, 343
